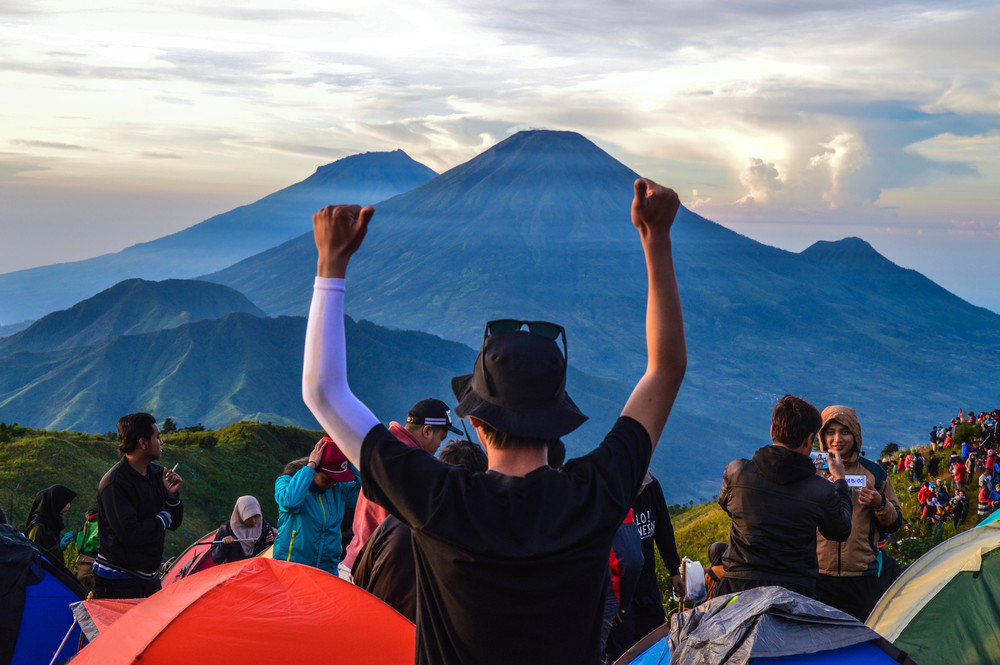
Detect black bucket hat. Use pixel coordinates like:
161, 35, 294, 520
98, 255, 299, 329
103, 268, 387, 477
451, 327, 587, 439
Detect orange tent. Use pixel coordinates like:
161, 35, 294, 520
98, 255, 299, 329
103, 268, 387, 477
73, 557, 415, 664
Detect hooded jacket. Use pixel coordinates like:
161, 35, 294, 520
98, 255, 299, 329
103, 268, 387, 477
273, 457, 359, 575
816, 406, 903, 577
719, 444, 852, 590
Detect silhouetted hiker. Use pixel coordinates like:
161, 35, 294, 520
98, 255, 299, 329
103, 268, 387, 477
716, 395, 852, 599
25, 484, 76, 562
273, 437, 359, 575
302, 177, 686, 665
209, 495, 274, 564
352, 439, 489, 623
341, 398, 462, 580
95, 413, 183, 599
814, 405, 902, 621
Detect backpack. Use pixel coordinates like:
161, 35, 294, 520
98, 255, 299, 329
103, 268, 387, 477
76, 509, 99, 555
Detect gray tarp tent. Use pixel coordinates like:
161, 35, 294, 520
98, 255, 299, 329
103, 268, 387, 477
615, 586, 917, 665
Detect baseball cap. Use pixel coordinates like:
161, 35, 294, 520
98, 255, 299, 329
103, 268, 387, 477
407, 398, 463, 435
318, 437, 356, 482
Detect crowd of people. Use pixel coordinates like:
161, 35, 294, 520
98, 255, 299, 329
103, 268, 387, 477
878, 409, 1000, 536
5, 178, 998, 665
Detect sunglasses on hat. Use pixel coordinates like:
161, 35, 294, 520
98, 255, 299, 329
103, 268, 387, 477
482, 319, 568, 399
485, 319, 567, 362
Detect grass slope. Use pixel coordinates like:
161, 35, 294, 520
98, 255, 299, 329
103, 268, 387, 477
0, 420, 321, 562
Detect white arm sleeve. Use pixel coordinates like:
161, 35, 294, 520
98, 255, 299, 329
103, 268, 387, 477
302, 276, 380, 468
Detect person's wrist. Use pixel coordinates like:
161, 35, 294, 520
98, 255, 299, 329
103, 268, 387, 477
307, 460, 317, 468
317, 256, 349, 279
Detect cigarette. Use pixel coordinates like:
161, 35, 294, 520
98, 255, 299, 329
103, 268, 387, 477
170, 463, 178, 473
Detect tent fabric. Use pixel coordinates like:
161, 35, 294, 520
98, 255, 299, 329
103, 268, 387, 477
73, 557, 415, 664
867, 521, 1000, 664
617, 634, 911, 665
0, 524, 87, 665
159, 530, 219, 587
615, 586, 916, 665
71, 598, 144, 641
666, 586, 879, 665
976, 506, 1000, 527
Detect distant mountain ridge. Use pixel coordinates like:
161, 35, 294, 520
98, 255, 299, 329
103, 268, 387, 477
0, 308, 634, 458
0, 278, 263, 356
0, 150, 437, 324
203, 130, 1000, 500
4, 130, 999, 501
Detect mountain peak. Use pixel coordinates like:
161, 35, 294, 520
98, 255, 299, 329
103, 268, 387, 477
312, 149, 428, 177
800, 237, 891, 266
0, 278, 264, 356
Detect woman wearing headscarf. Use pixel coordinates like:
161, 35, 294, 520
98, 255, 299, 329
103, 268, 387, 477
25, 484, 77, 560
209, 495, 274, 564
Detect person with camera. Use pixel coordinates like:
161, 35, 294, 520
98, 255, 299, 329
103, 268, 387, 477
716, 395, 852, 599
814, 405, 902, 621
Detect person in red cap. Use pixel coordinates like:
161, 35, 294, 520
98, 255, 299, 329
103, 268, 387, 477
272, 436, 359, 575
302, 178, 686, 665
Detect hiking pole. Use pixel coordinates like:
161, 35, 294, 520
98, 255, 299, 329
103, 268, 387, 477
49, 618, 77, 665
190, 538, 259, 546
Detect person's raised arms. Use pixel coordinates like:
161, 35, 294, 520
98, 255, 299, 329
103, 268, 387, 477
621, 178, 687, 451
302, 204, 380, 468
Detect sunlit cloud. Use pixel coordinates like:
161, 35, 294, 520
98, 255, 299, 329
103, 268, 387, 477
0, 0, 998, 309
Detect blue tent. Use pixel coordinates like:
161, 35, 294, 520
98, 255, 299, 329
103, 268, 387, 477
614, 586, 918, 665
1, 524, 87, 665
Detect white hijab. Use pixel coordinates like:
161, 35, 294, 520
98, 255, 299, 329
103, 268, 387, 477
231, 495, 263, 556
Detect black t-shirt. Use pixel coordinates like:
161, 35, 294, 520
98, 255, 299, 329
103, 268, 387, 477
632, 477, 681, 592
360, 416, 651, 665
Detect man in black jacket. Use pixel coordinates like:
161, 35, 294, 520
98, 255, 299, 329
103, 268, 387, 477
94, 413, 183, 599
715, 395, 852, 599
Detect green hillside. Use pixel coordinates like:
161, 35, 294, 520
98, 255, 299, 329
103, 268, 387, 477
0, 420, 322, 563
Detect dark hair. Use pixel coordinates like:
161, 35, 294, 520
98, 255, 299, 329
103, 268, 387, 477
439, 439, 488, 472
117, 412, 156, 456
770, 395, 821, 447
477, 420, 556, 454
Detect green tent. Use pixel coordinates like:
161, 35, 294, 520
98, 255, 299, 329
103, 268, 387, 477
867, 522, 1000, 664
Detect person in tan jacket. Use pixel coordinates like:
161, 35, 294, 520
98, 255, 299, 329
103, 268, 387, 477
815, 405, 902, 621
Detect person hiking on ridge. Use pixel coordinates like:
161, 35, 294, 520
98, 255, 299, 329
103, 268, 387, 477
814, 405, 902, 621
301, 177, 686, 665
273, 437, 359, 575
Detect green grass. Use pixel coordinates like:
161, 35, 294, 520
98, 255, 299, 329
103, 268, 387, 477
0, 420, 322, 562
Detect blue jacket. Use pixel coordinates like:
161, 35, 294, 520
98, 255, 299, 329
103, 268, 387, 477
273, 462, 359, 574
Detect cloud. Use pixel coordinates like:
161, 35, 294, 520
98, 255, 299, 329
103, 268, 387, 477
808, 133, 870, 208
737, 158, 782, 205
0, 154, 50, 180
948, 219, 1000, 238
10, 139, 92, 151
140, 151, 182, 159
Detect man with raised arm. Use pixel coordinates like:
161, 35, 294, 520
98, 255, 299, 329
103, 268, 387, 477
302, 178, 686, 665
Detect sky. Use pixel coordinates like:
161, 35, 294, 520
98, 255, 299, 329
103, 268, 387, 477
2, 0, 999, 311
